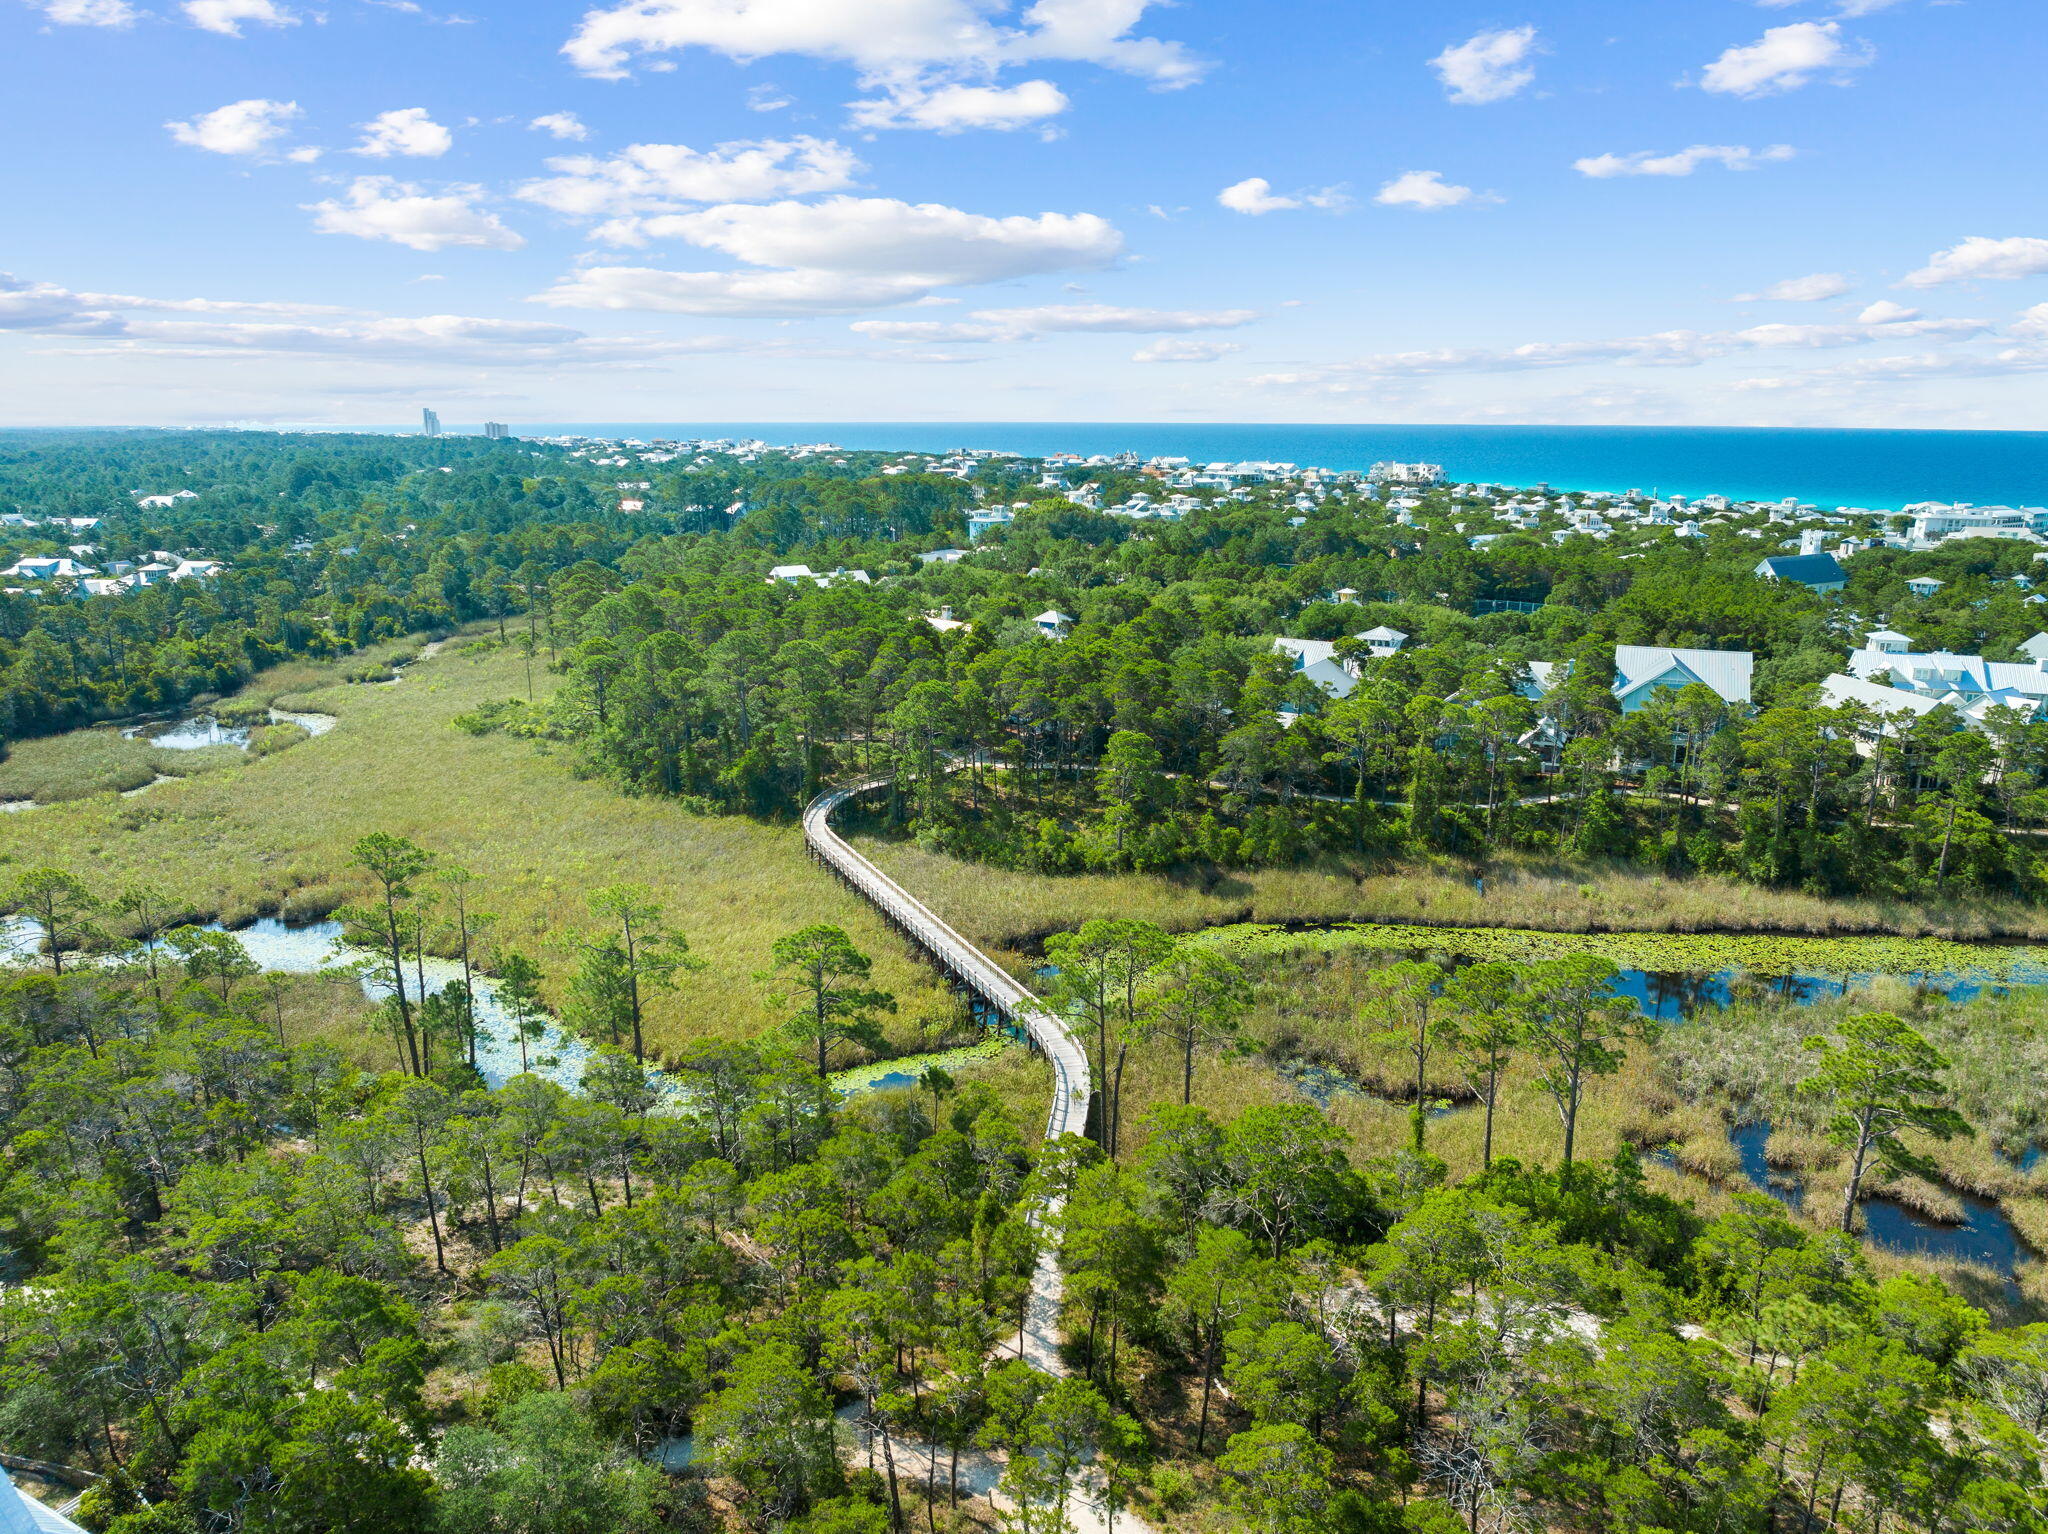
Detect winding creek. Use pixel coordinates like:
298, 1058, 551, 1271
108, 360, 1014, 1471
0, 914, 1008, 1104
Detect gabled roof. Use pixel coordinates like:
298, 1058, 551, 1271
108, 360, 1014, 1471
1757, 552, 1847, 585
1, 1467, 89, 1533
1614, 645, 1754, 706
1275, 637, 1338, 671
1357, 626, 1408, 644
1820, 672, 1941, 723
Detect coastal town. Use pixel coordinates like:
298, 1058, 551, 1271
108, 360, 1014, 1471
20, 430, 2045, 755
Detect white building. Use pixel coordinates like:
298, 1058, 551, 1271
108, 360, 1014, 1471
1521, 646, 1754, 712
1844, 629, 2048, 722
1903, 503, 2048, 548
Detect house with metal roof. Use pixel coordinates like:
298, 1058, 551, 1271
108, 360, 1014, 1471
1273, 637, 1360, 700
1845, 631, 2048, 719
1755, 552, 1848, 593
1612, 646, 1754, 711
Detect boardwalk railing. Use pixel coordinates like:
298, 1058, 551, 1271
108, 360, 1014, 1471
803, 777, 1091, 1148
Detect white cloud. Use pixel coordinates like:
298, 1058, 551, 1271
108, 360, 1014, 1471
182, 0, 295, 33
535, 194, 1122, 316
1734, 348, 2048, 390
354, 108, 455, 158
0, 273, 348, 340
747, 84, 793, 112
34, 0, 142, 26
851, 319, 1009, 342
1217, 177, 1346, 215
1900, 236, 2048, 289
529, 112, 591, 142
518, 137, 861, 217
166, 99, 303, 157
853, 303, 1256, 342
1574, 143, 1794, 179
1857, 299, 1919, 324
1429, 26, 1539, 104
1375, 171, 1481, 211
972, 303, 1256, 333
1133, 338, 1239, 362
561, 0, 1206, 100
2014, 304, 2048, 341
1700, 22, 1872, 98
849, 80, 1068, 133
1218, 178, 1292, 215
650, 195, 1119, 277
533, 266, 944, 317
306, 178, 524, 252
1735, 272, 1852, 302
1251, 306, 1996, 391
7, 273, 991, 401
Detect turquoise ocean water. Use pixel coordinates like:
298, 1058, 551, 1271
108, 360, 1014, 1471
480, 422, 2048, 513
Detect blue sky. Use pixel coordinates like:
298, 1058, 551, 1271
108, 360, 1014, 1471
3, 0, 2045, 429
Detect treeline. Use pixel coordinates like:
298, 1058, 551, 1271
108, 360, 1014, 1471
0, 432, 642, 739
525, 520, 2048, 899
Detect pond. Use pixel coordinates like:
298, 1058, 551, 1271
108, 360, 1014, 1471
1208, 923, 2045, 1278
1615, 963, 2048, 1021
0, 914, 618, 1096
1728, 1121, 2028, 1280
1205, 921, 2048, 1023
126, 715, 250, 751
121, 706, 339, 753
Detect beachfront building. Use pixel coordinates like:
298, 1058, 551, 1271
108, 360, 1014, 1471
1903, 502, 2048, 549
1369, 461, 1446, 487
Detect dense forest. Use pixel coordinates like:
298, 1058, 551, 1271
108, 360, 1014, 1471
4, 854, 2045, 1534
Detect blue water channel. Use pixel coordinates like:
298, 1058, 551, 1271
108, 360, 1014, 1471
1613, 962, 2048, 1022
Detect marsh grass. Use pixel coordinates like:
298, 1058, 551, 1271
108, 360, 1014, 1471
858, 838, 2048, 947
264, 971, 394, 1072
1085, 934, 2048, 1316
0, 730, 247, 803
0, 633, 961, 1065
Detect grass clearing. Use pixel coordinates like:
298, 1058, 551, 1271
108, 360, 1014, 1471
0, 634, 963, 1068
0, 729, 246, 804
854, 836, 2048, 949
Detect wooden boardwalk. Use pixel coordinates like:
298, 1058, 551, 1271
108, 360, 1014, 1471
803, 776, 1091, 1147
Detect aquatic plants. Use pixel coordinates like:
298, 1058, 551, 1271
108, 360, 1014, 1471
1194, 920, 2048, 988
